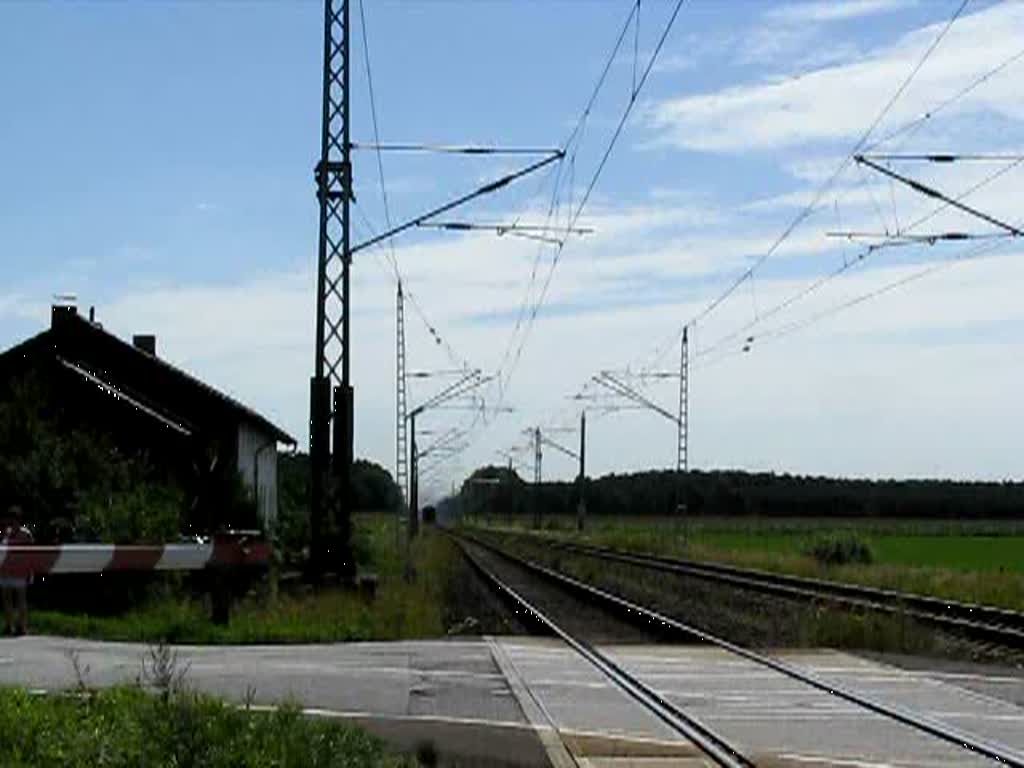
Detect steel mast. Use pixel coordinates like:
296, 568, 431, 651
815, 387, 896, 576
677, 325, 690, 537
396, 282, 409, 509
311, 0, 353, 581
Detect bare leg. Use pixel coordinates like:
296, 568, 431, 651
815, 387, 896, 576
1, 588, 12, 634
15, 587, 27, 634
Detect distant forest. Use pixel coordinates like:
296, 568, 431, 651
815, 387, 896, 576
279, 453, 401, 515
459, 466, 1024, 520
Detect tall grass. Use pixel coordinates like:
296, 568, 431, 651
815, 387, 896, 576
0, 686, 405, 768
34, 513, 461, 643
474, 516, 1024, 610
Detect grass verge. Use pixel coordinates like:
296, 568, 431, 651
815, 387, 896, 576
0, 685, 407, 768
499, 531, 938, 653
33, 514, 463, 643
471, 516, 1024, 610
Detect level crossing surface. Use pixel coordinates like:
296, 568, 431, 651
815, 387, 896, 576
2, 636, 1023, 767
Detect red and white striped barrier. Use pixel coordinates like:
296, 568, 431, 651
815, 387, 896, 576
0, 534, 271, 577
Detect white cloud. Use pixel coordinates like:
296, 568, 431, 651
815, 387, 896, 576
680, 246, 1024, 478
791, 40, 866, 71
783, 155, 850, 184
7, 169, 1020, 493
14, 212, 1017, 498
766, 0, 916, 24
647, 2, 1024, 151
95, 272, 316, 441
651, 52, 696, 74
741, 21, 820, 66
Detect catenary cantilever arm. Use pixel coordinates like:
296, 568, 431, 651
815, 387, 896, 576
855, 155, 1023, 236
352, 152, 564, 256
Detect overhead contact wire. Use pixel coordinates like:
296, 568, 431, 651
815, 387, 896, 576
654, 0, 971, 366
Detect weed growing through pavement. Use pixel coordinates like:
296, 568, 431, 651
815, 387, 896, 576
243, 684, 258, 711
138, 640, 191, 701
63, 649, 93, 695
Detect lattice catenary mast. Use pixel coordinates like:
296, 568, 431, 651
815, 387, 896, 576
396, 282, 409, 507
676, 326, 689, 526
310, 0, 353, 579
677, 326, 689, 477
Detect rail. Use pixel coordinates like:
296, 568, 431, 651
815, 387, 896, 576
453, 534, 754, 768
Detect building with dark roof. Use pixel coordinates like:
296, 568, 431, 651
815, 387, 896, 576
0, 303, 295, 531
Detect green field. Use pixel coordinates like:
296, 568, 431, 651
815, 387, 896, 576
476, 516, 1024, 610
696, 530, 1024, 573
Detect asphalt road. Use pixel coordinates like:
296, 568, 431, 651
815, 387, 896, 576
4, 635, 1024, 767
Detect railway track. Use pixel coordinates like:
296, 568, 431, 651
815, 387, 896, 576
454, 535, 754, 767
489, 528, 1024, 647
448, 529, 1024, 767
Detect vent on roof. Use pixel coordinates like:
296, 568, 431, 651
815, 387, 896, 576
133, 334, 157, 356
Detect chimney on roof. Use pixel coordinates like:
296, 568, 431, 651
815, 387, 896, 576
133, 334, 157, 356
51, 303, 78, 330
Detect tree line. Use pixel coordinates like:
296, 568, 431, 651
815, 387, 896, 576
459, 465, 1024, 520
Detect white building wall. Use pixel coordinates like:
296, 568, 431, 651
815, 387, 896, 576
237, 422, 279, 531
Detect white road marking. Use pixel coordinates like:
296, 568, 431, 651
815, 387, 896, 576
776, 754, 901, 768
487, 637, 580, 768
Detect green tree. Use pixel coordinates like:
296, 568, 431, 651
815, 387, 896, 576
0, 374, 183, 542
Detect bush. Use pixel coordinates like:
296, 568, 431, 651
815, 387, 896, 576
805, 533, 874, 566
0, 374, 186, 542
0, 685, 404, 768
77, 482, 183, 544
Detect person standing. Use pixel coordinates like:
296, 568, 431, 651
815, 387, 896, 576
1, 505, 33, 636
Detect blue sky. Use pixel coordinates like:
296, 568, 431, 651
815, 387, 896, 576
3, 0, 1024, 494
